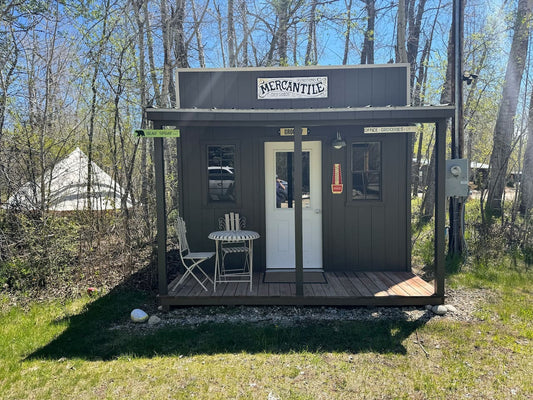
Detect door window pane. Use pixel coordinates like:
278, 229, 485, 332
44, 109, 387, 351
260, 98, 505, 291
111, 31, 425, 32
208, 145, 235, 202
352, 142, 381, 200
275, 151, 310, 208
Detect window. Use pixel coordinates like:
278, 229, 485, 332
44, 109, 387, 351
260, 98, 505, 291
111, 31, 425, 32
208, 145, 235, 202
351, 142, 381, 200
275, 151, 311, 208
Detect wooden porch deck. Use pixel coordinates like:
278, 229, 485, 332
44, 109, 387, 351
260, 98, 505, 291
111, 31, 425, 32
160, 271, 443, 307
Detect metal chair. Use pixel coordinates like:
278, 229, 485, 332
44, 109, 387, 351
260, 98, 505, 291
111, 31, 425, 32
173, 216, 214, 291
218, 212, 248, 275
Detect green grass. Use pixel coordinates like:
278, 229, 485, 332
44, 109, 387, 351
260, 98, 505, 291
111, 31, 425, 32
1, 266, 532, 399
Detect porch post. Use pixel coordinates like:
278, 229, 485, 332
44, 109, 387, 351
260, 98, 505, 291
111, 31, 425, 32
154, 136, 168, 296
434, 118, 447, 299
294, 126, 304, 296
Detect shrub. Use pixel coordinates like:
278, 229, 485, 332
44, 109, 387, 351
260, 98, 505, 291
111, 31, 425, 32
0, 211, 80, 291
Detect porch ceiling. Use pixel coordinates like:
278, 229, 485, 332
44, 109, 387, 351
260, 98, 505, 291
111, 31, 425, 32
146, 105, 455, 127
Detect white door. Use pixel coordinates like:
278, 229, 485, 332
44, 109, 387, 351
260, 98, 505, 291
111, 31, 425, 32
265, 141, 322, 269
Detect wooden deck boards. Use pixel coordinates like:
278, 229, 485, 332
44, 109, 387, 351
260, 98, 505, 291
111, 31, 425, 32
163, 271, 442, 306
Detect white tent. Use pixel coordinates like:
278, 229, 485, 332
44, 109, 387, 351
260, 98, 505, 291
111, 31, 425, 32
6, 147, 133, 211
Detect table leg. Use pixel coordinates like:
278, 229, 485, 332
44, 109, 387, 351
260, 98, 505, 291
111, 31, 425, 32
249, 239, 253, 292
214, 240, 219, 292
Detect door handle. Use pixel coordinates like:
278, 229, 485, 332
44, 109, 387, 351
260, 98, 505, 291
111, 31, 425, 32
315, 209, 321, 214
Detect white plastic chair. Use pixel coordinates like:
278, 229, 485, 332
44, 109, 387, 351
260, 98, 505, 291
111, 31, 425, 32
173, 216, 214, 291
218, 212, 248, 274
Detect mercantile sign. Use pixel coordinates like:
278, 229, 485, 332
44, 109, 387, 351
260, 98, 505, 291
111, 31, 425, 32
257, 76, 328, 99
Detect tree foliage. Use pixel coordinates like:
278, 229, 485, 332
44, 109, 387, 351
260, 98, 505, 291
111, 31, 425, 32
0, 0, 531, 292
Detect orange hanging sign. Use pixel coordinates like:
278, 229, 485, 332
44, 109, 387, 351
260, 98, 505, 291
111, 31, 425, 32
331, 163, 343, 194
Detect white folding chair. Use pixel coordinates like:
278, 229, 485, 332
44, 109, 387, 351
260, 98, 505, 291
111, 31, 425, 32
218, 212, 248, 275
173, 217, 214, 291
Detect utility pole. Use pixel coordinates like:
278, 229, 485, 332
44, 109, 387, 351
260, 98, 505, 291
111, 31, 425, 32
449, 0, 465, 257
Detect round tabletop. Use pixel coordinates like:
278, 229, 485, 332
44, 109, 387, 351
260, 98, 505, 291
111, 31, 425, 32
208, 230, 260, 241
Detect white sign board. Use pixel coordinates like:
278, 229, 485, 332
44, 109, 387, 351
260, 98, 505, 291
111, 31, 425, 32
279, 128, 308, 136
364, 126, 418, 134
257, 77, 328, 99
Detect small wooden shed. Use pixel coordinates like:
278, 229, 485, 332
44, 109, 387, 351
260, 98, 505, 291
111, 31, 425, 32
145, 65, 454, 307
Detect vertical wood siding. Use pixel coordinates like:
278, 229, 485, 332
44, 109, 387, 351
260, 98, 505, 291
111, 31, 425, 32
177, 66, 409, 109
180, 125, 411, 273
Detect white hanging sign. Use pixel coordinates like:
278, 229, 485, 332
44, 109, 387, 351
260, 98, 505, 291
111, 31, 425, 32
257, 77, 328, 99
364, 126, 418, 134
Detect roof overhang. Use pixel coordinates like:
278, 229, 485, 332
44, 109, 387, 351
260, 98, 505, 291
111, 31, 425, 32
146, 105, 455, 128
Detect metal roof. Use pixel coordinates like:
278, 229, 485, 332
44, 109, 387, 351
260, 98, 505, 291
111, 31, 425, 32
146, 105, 455, 127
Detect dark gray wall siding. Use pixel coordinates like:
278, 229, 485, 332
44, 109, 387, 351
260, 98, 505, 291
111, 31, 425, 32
180, 127, 272, 267
177, 66, 409, 110
180, 125, 411, 272
320, 128, 410, 271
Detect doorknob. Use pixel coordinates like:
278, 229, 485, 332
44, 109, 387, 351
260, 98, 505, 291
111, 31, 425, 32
315, 209, 321, 214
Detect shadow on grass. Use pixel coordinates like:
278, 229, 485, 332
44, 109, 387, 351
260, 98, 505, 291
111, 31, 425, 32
28, 263, 428, 361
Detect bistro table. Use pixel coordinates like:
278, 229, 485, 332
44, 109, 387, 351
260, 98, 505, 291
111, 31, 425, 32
208, 230, 260, 292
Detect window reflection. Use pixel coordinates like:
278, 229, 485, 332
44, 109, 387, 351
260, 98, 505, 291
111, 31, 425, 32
275, 151, 311, 208
208, 145, 235, 202
352, 142, 381, 200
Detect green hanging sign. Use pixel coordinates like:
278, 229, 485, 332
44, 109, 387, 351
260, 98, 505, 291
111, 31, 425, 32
134, 129, 180, 138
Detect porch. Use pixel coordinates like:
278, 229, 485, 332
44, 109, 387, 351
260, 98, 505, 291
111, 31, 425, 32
147, 66, 454, 308
159, 271, 442, 307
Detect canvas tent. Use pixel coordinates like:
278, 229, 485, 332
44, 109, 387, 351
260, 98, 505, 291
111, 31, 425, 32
6, 147, 132, 212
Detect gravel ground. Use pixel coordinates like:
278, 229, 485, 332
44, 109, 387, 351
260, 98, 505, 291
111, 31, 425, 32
125, 287, 497, 330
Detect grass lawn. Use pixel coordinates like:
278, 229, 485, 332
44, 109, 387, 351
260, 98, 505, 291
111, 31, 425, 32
1, 264, 532, 400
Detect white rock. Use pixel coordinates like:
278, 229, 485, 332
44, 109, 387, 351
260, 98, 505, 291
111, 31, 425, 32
445, 304, 458, 313
431, 305, 448, 315
268, 393, 280, 400
131, 308, 149, 323
148, 315, 161, 325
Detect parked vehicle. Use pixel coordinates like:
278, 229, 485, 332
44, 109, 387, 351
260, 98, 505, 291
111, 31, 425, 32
208, 166, 234, 199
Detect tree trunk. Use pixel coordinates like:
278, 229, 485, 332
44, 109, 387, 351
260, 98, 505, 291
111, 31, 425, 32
360, 0, 375, 64
342, 0, 353, 65
145, 0, 161, 105
420, 18, 454, 221
239, 0, 250, 66
0, 25, 19, 203
305, 0, 318, 65
228, 0, 236, 67
407, 0, 427, 88
278, 0, 290, 64
190, 0, 206, 68
520, 88, 533, 214
214, 1, 227, 67
486, 0, 533, 215
160, 0, 172, 108
463, 45, 487, 170
396, 0, 408, 63
87, 0, 111, 213
172, 0, 188, 70
132, 0, 152, 236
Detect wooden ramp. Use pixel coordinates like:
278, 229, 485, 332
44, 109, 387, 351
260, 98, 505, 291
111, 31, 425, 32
160, 271, 442, 307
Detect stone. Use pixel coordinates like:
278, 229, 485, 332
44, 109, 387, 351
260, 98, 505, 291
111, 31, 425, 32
425, 304, 433, 311
131, 308, 149, 323
148, 315, 161, 325
445, 304, 458, 313
431, 305, 448, 315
